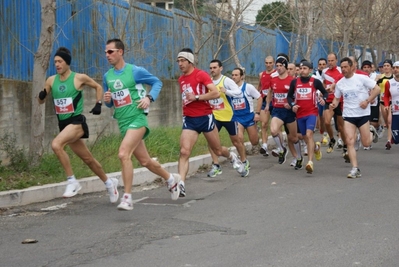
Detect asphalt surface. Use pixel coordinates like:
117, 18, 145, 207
1, 132, 399, 267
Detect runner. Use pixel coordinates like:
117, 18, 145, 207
207, 60, 247, 177
322, 53, 345, 155
103, 39, 181, 210
176, 48, 242, 196
257, 56, 278, 156
266, 55, 302, 167
38, 47, 119, 202
231, 67, 262, 163
287, 60, 328, 173
383, 61, 399, 147
376, 59, 394, 150
331, 57, 380, 178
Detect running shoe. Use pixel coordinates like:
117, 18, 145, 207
326, 139, 336, 153
354, 133, 361, 151
207, 164, 223, 177
343, 152, 350, 163
244, 160, 250, 170
314, 142, 322, 161
271, 148, 280, 157
179, 182, 186, 197
259, 143, 269, 157
377, 126, 384, 139
305, 161, 314, 173
240, 160, 250, 177
63, 180, 82, 198
230, 152, 241, 169
117, 195, 133, 211
303, 144, 308, 156
168, 173, 181, 201
347, 167, 361, 179
295, 157, 303, 170
363, 146, 371, 150
385, 140, 392, 150
278, 147, 288, 164
290, 158, 297, 167
107, 178, 119, 203
370, 125, 378, 143
322, 134, 329, 146
337, 138, 343, 149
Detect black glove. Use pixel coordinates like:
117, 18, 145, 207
39, 89, 47, 100
90, 102, 102, 115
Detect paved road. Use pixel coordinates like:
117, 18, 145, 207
1, 135, 399, 267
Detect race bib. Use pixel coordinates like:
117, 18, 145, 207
296, 87, 312, 100
182, 85, 194, 106
112, 89, 132, 108
209, 97, 225, 110
274, 93, 287, 103
54, 97, 74, 114
232, 98, 246, 110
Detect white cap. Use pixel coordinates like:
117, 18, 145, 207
393, 61, 399, 67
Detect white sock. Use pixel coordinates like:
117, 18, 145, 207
104, 178, 113, 188
122, 193, 132, 200
67, 175, 76, 182
166, 175, 174, 186
179, 180, 185, 186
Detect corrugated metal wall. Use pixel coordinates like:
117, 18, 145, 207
0, 0, 335, 82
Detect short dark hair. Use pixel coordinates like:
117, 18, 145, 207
210, 59, 222, 67
233, 67, 244, 76
106, 38, 125, 54
318, 58, 327, 63
340, 57, 353, 66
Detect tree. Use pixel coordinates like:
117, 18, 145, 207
255, 1, 293, 32
29, 0, 56, 165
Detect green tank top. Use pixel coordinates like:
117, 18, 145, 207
104, 64, 146, 120
51, 72, 83, 121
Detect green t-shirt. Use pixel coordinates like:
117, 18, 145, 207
51, 72, 83, 121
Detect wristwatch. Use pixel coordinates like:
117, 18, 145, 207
195, 95, 200, 101
146, 95, 154, 102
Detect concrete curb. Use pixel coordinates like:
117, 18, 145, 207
0, 135, 284, 208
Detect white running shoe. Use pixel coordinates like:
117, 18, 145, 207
290, 158, 297, 167
230, 152, 241, 169
107, 178, 119, 203
259, 143, 269, 156
347, 167, 361, 179
370, 125, 378, 143
117, 195, 133, 211
377, 126, 384, 139
168, 174, 181, 201
63, 181, 82, 198
337, 138, 343, 149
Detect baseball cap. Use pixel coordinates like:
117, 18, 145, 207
383, 59, 393, 66
361, 60, 372, 68
393, 61, 399, 67
378, 61, 384, 68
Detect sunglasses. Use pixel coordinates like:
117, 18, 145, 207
105, 49, 119, 55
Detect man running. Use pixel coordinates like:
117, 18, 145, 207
38, 47, 119, 202
176, 48, 241, 196
207, 59, 247, 177
257, 56, 278, 156
103, 39, 181, 210
383, 61, 399, 147
231, 67, 262, 161
287, 60, 328, 173
266, 55, 302, 167
322, 53, 346, 155
331, 57, 380, 178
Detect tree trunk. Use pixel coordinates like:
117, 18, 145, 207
29, 0, 55, 165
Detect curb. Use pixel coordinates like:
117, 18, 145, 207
0, 136, 283, 208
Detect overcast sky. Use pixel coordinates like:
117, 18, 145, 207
241, 0, 279, 25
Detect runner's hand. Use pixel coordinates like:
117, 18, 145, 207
39, 89, 47, 100
90, 102, 102, 115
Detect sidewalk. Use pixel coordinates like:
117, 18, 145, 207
0, 135, 287, 208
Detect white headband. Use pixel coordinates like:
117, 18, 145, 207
177, 52, 194, 63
